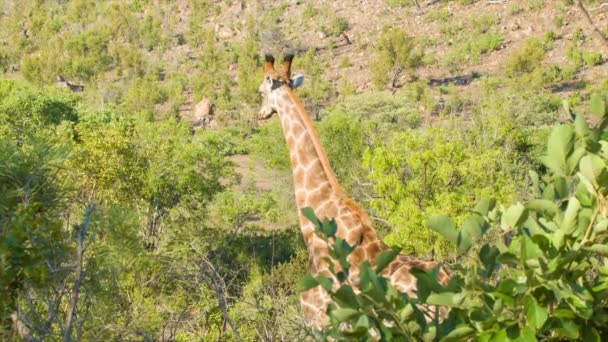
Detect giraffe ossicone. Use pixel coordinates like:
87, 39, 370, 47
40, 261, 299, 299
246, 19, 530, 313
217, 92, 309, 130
258, 53, 450, 330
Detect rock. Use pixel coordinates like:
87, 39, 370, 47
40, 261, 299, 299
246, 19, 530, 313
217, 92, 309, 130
194, 98, 215, 127
318, 31, 327, 39
215, 25, 234, 40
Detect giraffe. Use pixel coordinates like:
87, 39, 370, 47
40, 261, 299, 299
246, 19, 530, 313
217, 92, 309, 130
258, 53, 450, 330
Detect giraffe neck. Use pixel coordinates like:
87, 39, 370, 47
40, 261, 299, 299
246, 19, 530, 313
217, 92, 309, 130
274, 87, 344, 242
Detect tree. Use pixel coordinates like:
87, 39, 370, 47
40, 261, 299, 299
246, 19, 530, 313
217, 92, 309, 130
371, 28, 424, 90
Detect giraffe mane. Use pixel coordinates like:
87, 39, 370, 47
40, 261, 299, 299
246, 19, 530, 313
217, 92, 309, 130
284, 87, 374, 229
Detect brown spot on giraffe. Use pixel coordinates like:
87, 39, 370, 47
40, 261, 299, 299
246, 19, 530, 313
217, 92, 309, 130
257, 53, 450, 331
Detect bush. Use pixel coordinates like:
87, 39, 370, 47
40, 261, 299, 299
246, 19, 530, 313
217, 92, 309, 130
371, 28, 424, 89
321, 14, 349, 37
304, 97, 608, 340
505, 37, 546, 77
566, 45, 603, 70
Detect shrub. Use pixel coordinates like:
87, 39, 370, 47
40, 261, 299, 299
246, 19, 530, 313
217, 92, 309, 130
505, 37, 546, 77
425, 9, 450, 23
321, 14, 349, 37
371, 28, 424, 89
567, 45, 603, 70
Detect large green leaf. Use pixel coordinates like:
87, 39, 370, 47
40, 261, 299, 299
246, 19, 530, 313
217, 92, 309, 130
298, 274, 319, 292
438, 325, 475, 342
525, 199, 558, 218
330, 308, 359, 321
474, 198, 496, 216
590, 93, 607, 118
502, 203, 527, 230
579, 154, 608, 190
426, 292, 464, 307
524, 295, 547, 330
375, 248, 400, 273
301, 207, 320, 226
459, 215, 485, 250
428, 215, 458, 245
543, 125, 575, 175
560, 197, 581, 234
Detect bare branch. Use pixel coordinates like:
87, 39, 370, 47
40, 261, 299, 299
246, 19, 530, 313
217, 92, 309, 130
577, 0, 608, 46
63, 205, 96, 342
200, 258, 243, 342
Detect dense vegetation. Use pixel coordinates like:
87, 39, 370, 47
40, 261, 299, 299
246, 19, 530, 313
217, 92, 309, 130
1, 0, 608, 340
305, 98, 608, 340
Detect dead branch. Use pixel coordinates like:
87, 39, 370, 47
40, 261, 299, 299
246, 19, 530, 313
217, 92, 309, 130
63, 205, 95, 342
590, 2, 608, 12
10, 312, 35, 342
577, 0, 608, 45
200, 258, 243, 342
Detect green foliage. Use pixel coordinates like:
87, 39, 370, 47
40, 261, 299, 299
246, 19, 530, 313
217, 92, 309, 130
445, 31, 503, 72
566, 44, 604, 70
120, 76, 168, 119
140, 12, 166, 51
236, 37, 261, 105
302, 3, 318, 19
529, 0, 544, 10
320, 13, 349, 37
425, 9, 451, 23
371, 28, 424, 89
505, 38, 546, 77
250, 120, 291, 170
296, 48, 332, 108
426, 99, 608, 339
0, 78, 79, 139
363, 127, 517, 256
306, 98, 608, 340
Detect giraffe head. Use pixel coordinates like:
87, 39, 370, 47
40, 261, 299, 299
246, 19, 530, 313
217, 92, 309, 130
259, 54, 305, 120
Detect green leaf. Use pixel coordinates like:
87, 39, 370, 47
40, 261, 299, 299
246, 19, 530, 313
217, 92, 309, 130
353, 315, 370, 334
333, 286, 358, 308
555, 319, 580, 339
479, 244, 499, 275
524, 295, 547, 330
502, 203, 527, 230
515, 326, 538, 342
330, 308, 359, 321
428, 215, 458, 245
474, 198, 496, 216
459, 215, 484, 249
301, 207, 320, 226
574, 113, 589, 136
298, 274, 319, 292
317, 277, 334, 292
567, 147, 586, 174
521, 235, 543, 261
561, 197, 581, 234
543, 125, 575, 175
582, 327, 601, 342
585, 244, 608, 256
590, 93, 606, 118
439, 325, 475, 342
525, 199, 558, 218
375, 248, 399, 273
427, 292, 463, 307
579, 154, 608, 190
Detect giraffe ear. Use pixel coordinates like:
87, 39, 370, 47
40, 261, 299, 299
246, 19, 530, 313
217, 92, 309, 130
289, 75, 304, 89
